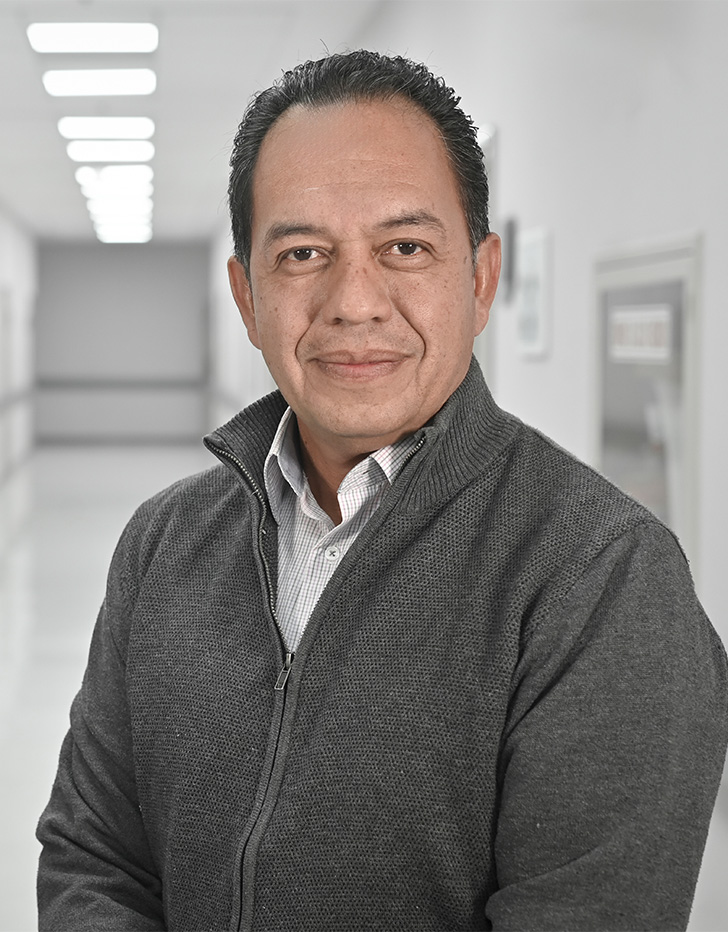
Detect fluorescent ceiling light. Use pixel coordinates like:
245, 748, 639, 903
27, 23, 158, 54
75, 164, 154, 243
87, 197, 154, 217
67, 140, 155, 162
89, 216, 154, 229
95, 224, 153, 244
59, 117, 155, 139
76, 165, 154, 186
75, 165, 154, 198
80, 179, 154, 200
94, 220, 152, 230
91, 217, 153, 230
42, 69, 156, 97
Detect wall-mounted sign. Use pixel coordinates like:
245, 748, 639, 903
608, 305, 673, 364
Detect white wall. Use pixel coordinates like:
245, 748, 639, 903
0, 209, 36, 557
208, 227, 275, 429
36, 242, 210, 444
346, 0, 727, 628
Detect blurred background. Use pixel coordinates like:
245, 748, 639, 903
1, 1, 727, 929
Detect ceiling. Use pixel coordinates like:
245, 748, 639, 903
0, 0, 384, 242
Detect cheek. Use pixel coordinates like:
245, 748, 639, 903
255, 280, 316, 343
393, 271, 475, 343
251, 286, 289, 343
255, 307, 313, 380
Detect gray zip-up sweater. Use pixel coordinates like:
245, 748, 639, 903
37, 359, 728, 932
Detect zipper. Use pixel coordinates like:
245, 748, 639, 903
204, 438, 296, 932
237, 652, 295, 932
402, 435, 426, 469
204, 440, 278, 624
274, 652, 293, 690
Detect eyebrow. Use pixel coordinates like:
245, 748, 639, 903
262, 223, 327, 252
373, 210, 447, 235
262, 211, 447, 252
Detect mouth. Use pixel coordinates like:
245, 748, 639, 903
312, 352, 407, 380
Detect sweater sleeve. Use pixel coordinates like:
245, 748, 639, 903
36, 515, 165, 931
486, 520, 728, 932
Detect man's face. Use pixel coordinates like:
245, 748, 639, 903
228, 98, 500, 460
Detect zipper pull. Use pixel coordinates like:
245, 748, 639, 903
274, 652, 293, 691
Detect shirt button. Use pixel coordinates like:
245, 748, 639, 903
324, 545, 340, 563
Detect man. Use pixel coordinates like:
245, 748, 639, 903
37, 51, 727, 932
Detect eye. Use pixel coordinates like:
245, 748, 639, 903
285, 247, 320, 262
390, 242, 422, 256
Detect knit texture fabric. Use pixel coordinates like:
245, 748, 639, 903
36, 358, 728, 932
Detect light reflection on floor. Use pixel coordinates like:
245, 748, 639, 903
0, 446, 726, 931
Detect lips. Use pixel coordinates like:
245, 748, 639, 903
314, 351, 405, 365
311, 351, 407, 380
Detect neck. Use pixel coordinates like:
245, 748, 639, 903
296, 427, 371, 525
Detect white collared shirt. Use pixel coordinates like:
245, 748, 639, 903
263, 408, 420, 651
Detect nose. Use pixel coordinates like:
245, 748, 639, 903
321, 251, 393, 324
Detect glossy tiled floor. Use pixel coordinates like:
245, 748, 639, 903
0, 445, 211, 932
1, 446, 726, 931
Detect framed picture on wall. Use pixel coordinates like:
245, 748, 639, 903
516, 228, 551, 358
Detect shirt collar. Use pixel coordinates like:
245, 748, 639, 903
264, 407, 420, 521
264, 408, 302, 522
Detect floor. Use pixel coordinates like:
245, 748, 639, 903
0, 445, 726, 931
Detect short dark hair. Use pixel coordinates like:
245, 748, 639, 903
228, 50, 490, 276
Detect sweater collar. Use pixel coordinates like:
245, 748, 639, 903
203, 356, 520, 509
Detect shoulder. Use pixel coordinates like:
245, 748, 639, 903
505, 419, 665, 550
418, 362, 653, 555
505, 426, 722, 666
135, 460, 240, 529
470, 417, 702, 624
108, 462, 248, 591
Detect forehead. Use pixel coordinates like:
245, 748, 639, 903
251, 97, 463, 218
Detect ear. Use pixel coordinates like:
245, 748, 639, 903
227, 256, 262, 350
473, 233, 502, 335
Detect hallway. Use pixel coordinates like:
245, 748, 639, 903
1, 445, 726, 931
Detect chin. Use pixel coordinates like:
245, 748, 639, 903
326, 410, 417, 445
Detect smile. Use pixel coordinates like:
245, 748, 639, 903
312, 354, 406, 380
